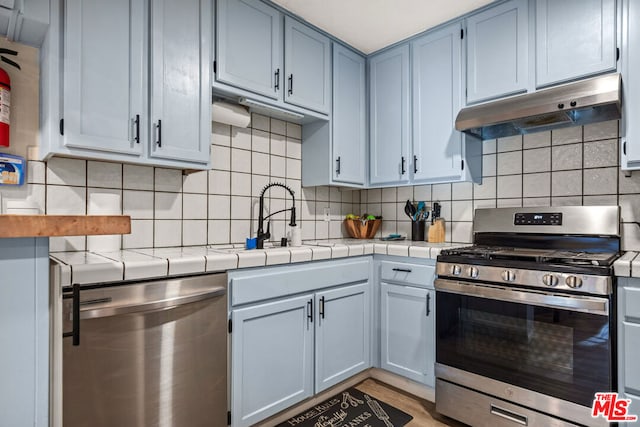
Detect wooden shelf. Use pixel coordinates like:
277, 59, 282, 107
0, 215, 131, 238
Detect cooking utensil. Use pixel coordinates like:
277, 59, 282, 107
432, 202, 441, 225
404, 200, 417, 220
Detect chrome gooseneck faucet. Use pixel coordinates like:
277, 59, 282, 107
256, 182, 296, 249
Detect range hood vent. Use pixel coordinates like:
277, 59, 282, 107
455, 73, 621, 140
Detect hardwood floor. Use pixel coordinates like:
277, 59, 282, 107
354, 379, 468, 427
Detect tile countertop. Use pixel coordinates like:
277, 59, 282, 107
613, 252, 640, 278
49, 239, 461, 286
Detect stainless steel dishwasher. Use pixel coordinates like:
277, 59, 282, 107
61, 273, 227, 427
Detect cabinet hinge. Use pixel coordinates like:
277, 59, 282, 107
624, 141, 627, 155
228, 318, 232, 333
461, 159, 465, 170
227, 411, 231, 425
617, 47, 620, 61
59, 119, 64, 136
460, 28, 464, 39
213, 60, 217, 74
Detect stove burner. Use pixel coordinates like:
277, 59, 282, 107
440, 245, 620, 267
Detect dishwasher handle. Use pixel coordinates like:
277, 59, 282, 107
62, 283, 81, 346
80, 286, 226, 319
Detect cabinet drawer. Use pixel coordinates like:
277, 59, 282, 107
624, 287, 640, 320
379, 261, 435, 287
230, 258, 370, 306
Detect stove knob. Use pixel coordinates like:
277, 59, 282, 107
467, 267, 479, 278
501, 270, 516, 282
450, 265, 462, 276
542, 274, 559, 287
566, 275, 583, 288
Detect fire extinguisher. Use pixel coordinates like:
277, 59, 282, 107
0, 48, 22, 148
0, 67, 10, 147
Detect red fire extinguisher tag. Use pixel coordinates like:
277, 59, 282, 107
0, 87, 10, 125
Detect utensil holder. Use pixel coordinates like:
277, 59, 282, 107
411, 220, 425, 241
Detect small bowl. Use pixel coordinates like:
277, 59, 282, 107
343, 219, 382, 239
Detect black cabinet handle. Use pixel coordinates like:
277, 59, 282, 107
557, 103, 565, 109
336, 156, 341, 175
413, 155, 418, 174
156, 120, 162, 147
392, 267, 412, 273
307, 298, 313, 323
62, 283, 81, 346
401, 156, 406, 175
274, 68, 280, 90
134, 114, 140, 144
570, 100, 577, 107
426, 293, 431, 317
288, 74, 293, 95
320, 296, 325, 319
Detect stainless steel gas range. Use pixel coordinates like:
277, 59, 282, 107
434, 206, 620, 427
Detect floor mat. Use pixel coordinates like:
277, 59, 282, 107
276, 387, 413, 427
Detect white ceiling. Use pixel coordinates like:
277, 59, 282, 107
272, 0, 496, 54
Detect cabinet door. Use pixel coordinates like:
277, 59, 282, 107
333, 44, 366, 185
623, 0, 640, 169
315, 282, 371, 393
466, 0, 529, 104
232, 294, 314, 427
380, 283, 435, 386
216, 0, 281, 100
412, 23, 464, 183
149, 0, 211, 164
63, 0, 145, 156
369, 45, 411, 186
623, 322, 640, 392
536, 0, 617, 88
284, 16, 331, 114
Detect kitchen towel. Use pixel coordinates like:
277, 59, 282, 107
276, 387, 413, 427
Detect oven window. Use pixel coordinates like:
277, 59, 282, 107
436, 292, 612, 407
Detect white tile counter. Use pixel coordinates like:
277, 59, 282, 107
50, 239, 463, 286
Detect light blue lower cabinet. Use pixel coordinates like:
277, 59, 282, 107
315, 282, 371, 393
231, 294, 315, 427
380, 282, 435, 386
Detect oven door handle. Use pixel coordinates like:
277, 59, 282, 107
434, 278, 609, 316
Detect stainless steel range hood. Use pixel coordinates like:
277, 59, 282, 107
455, 73, 621, 140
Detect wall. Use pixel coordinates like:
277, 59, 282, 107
22, 115, 358, 252
363, 119, 640, 251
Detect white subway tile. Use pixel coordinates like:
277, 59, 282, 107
271, 133, 286, 156
523, 131, 551, 149
87, 161, 122, 188
46, 185, 86, 214
183, 193, 208, 219
252, 129, 270, 153
619, 169, 640, 194
452, 182, 473, 200
315, 221, 329, 239
551, 170, 582, 197
183, 220, 208, 246
552, 126, 582, 145
122, 220, 154, 249
88, 188, 121, 214
584, 120, 618, 142
451, 222, 473, 243
286, 158, 301, 180
209, 170, 231, 195
286, 122, 302, 139
251, 113, 270, 132
482, 154, 497, 177
123, 165, 154, 190
552, 144, 582, 171
584, 139, 618, 168
397, 186, 413, 202
622, 222, 640, 252
583, 167, 617, 196
271, 118, 286, 135
523, 197, 551, 207
432, 183, 451, 201
231, 126, 251, 150
413, 185, 431, 201
154, 168, 182, 192
231, 148, 251, 173
27, 161, 45, 184
123, 190, 154, 219
230, 220, 251, 243
523, 147, 550, 173
154, 192, 182, 219
287, 137, 302, 159
182, 171, 208, 194
50, 236, 86, 252
523, 172, 550, 198
483, 139, 496, 154
231, 196, 252, 220
271, 155, 286, 178
154, 220, 182, 247
497, 151, 522, 175
497, 175, 522, 199
451, 200, 473, 221
212, 122, 231, 146
252, 152, 270, 176
47, 157, 86, 186
209, 195, 230, 219
621, 194, 640, 223
231, 172, 252, 196
551, 196, 583, 206
211, 145, 231, 171
583, 195, 618, 206
208, 220, 231, 244
474, 176, 497, 200
497, 135, 522, 152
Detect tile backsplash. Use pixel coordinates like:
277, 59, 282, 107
366, 119, 640, 251
4, 117, 640, 252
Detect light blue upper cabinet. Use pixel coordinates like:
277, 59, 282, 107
315, 283, 371, 393
536, 0, 617, 88
369, 44, 411, 186
284, 16, 331, 114
149, 0, 211, 164
62, 0, 145, 156
332, 44, 366, 185
411, 22, 464, 183
466, 0, 529, 104
216, 0, 281, 100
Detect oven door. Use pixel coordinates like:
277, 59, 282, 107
435, 278, 613, 408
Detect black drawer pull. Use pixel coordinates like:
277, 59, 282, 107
319, 296, 325, 319
392, 268, 412, 273
307, 298, 313, 323
426, 293, 431, 317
